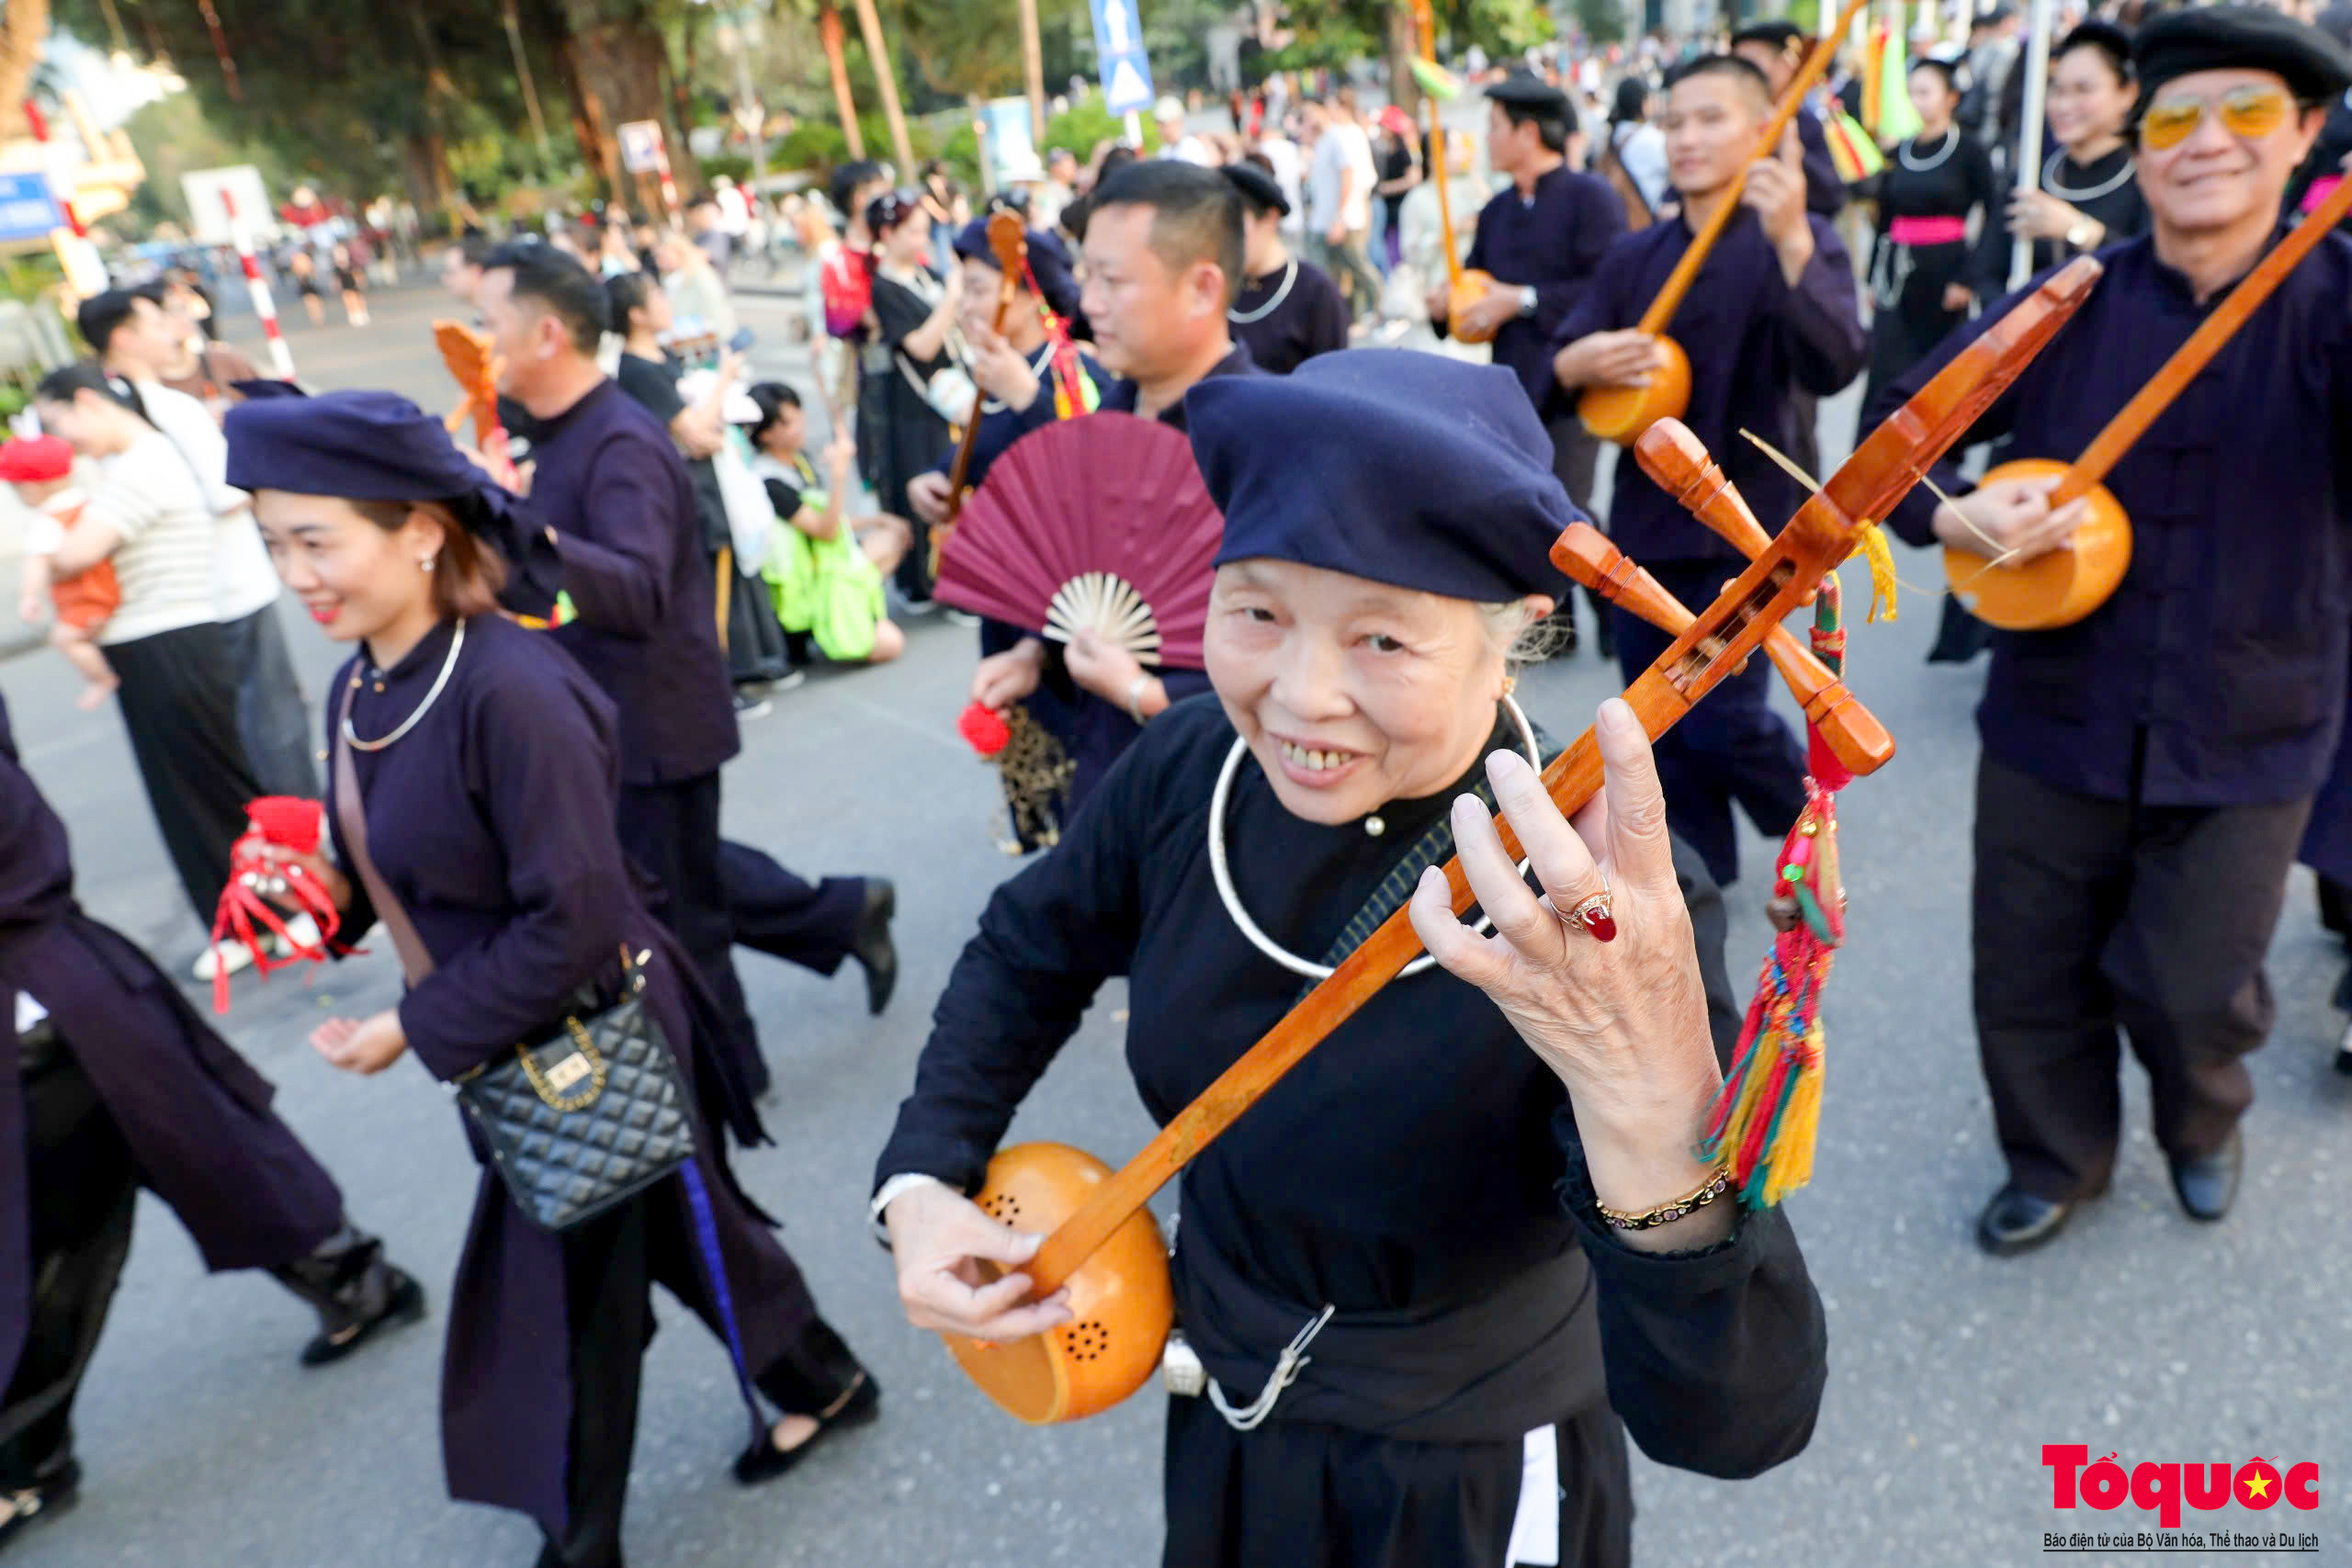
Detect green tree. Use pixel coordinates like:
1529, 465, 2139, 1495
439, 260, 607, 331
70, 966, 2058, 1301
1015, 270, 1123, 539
1571, 0, 1623, 45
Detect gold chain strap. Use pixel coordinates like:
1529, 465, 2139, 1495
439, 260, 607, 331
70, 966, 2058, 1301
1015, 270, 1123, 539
516, 1014, 608, 1111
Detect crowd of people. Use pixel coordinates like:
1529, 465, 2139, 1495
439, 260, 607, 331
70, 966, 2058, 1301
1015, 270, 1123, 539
3, 1, 2350, 1564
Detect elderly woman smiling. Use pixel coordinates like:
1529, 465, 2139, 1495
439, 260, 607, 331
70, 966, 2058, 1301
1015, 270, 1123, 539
875, 351, 1826, 1568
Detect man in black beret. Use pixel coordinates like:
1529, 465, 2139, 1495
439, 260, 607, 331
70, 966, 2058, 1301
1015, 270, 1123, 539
1430, 72, 1627, 655
474, 241, 776, 1102
1865, 6, 2352, 1256
1220, 157, 1350, 375
1729, 18, 1851, 216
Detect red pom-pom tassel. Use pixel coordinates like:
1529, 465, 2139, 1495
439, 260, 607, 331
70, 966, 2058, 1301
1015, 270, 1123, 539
959, 701, 1012, 758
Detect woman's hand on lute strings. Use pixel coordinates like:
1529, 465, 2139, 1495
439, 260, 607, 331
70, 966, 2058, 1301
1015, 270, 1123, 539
1409, 699, 1730, 1245
885, 1180, 1074, 1340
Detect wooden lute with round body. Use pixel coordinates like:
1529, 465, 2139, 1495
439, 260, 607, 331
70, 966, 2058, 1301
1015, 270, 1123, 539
1946, 169, 2352, 630
942, 212, 1029, 529
944, 254, 2105, 1426
1409, 0, 1498, 341
1577, 0, 1867, 447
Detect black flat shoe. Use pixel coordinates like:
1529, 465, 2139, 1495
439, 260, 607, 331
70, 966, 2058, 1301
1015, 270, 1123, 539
2169, 1130, 2242, 1223
301, 1267, 426, 1367
732, 1371, 880, 1486
852, 879, 898, 1017
1976, 1186, 2075, 1257
0, 1458, 81, 1554
2335, 1020, 2352, 1077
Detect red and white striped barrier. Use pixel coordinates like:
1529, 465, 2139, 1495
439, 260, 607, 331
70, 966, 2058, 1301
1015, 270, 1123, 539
218, 187, 296, 381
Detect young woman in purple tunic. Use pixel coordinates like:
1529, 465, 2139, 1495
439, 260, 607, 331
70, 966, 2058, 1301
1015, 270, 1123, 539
222, 390, 878, 1568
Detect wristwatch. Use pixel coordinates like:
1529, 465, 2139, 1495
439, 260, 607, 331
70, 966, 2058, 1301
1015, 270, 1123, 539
2064, 216, 2099, 250
1518, 285, 1540, 317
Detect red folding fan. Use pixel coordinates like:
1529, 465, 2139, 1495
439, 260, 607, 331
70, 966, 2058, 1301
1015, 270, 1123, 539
933, 412, 1224, 670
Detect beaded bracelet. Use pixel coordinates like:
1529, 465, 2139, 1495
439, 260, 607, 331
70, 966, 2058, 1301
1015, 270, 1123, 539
1595, 1167, 1734, 1233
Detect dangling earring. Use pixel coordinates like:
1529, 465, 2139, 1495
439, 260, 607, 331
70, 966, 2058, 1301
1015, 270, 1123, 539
420, 556, 437, 573
1500, 674, 1517, 697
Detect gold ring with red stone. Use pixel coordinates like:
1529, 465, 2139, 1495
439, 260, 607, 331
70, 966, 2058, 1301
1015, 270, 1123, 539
1562, 874, 1617, 942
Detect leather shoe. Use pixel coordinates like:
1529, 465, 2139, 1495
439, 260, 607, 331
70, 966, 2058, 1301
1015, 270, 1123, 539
852, 879, 898, 1017
2168, 1130, 2241, 1223
733, 1370, 880, 1485
0, 1457, 80, 1552
1976, 1186, 2074, 1257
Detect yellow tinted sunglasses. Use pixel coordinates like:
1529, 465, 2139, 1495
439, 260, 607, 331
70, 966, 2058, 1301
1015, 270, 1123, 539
2140, 85, 2294, 151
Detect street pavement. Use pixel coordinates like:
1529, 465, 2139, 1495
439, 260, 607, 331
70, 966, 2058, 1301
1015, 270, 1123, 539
4, 275, 2346, 1568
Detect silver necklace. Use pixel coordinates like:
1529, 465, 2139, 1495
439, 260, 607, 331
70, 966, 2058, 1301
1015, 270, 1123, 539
343, 619, 466, 753
1227, 257, 1298, 325
2043, 145, 2133, 203
1899, 128, 1959, 173
1206, 694, 1542, 982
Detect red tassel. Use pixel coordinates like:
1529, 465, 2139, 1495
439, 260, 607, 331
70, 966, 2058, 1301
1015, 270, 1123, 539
209, 798, 343, 1012
958, 701, 1012, 758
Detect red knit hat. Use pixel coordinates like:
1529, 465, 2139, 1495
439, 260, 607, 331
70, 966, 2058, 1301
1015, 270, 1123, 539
0, 434, 73, 484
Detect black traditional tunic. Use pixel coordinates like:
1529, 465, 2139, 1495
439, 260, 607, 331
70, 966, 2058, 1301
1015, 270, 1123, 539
323, 615, 844, 1545
1861, 127, 1999, 409
1970, 143, 2149, 298
877, 698, 1826, 1567
0, 694, 348, 1458
862, 267, 956, 599
1227, 254, 1351, 376
1452, 165, 1627, 410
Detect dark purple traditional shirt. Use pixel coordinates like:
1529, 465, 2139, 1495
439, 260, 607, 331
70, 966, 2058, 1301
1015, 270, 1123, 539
523, 378, 738, 786
1550, 207, 1867, 563
1871, 231, 2352, 807
328, 615, 638, 1079
1459, 164, 1627, 410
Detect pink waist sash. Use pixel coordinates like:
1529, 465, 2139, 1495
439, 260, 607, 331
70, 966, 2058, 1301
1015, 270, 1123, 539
1889, 215, 1969, 245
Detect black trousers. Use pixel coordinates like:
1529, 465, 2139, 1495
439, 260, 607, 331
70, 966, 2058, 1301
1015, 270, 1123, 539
1611, 559, 1809, 886
716, 840, 865, 977
1972, 755, 2314, 1201
221, 604, 320, 800
540, 1187, 865, 1568
0, 1040, 139, 1488
1162, 1397, 1632, 1568
616, 774, 769, 1100
104, 621, 264, 926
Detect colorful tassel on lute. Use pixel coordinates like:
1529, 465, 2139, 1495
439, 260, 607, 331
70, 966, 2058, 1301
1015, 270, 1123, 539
1699, 577, 1854, 1207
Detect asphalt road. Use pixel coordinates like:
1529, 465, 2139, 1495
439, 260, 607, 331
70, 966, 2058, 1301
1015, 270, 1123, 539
4, 276, 2346, 1568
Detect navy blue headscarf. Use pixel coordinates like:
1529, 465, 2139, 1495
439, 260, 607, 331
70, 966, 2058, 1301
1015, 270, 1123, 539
224, 389, 563, 615
952, 219, 1084, 323
1185, 351, 1580, 604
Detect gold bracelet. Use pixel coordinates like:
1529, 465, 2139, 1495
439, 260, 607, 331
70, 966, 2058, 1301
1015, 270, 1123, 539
1595, 1167, 1733, 1233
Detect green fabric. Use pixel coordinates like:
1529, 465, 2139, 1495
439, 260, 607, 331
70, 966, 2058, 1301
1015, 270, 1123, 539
763, 513, 885, 663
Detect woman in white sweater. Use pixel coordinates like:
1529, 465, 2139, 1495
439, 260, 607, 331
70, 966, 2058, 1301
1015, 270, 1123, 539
30, 364, 265, 933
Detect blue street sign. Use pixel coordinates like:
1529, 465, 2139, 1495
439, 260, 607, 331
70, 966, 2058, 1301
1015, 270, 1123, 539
0, 172, 64, 244
1089, 0, 1156, 116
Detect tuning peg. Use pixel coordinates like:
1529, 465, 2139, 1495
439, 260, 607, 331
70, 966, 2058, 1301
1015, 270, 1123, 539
1549, 524, 1895, 779
1634, 419, 1775, 561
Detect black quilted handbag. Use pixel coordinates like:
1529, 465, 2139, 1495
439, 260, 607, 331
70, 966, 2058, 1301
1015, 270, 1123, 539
454, 953, 696, 1232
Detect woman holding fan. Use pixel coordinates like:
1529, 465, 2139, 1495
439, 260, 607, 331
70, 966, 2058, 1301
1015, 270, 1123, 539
877, 354, 1821, 1566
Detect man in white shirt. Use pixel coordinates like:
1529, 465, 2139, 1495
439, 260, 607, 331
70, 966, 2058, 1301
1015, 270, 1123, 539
1252, 130, 1307, 243
1154, 96, 1217, 165
78, 287, 318, 803
1301, 91, 1382, 325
